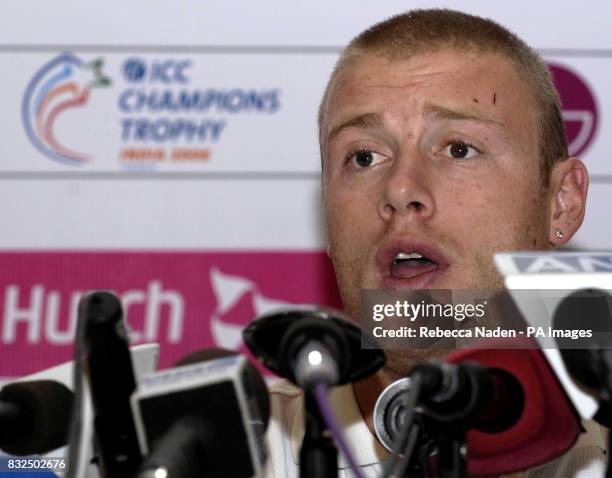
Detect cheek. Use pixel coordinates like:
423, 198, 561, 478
445, 173, 546, 249
324, 188, 381, 276
440, 179, 497, 227
325, 187, 372, 233
325, 190, 353, 247
327, 200, 365, 257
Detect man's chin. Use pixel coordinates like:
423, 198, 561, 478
382, 348, 450, 378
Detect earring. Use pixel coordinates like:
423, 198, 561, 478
555, 229, 564, 239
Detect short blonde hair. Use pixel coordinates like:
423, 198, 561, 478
318, 9, 568, 185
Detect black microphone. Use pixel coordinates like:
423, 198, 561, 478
81, 291, 142, 476
136, 417, 210, 478
243, 306, 385, 388
0, 380, 73, 456
174, 348, 270, 429
553, 288, 612, 409
133, 348, 269, 478
373, 361, 524, 477
244, 306, 385, 478
375, 343, 580, 477
407, 361, 524, 432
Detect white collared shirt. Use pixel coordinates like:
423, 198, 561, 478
263, 380, 608, 478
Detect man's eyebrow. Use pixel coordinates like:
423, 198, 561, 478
327, 113, 384, 141
424, 104, 506, 127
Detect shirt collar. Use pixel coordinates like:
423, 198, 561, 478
289, 383, 389, 468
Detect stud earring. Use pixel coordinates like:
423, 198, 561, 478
555, 229, 564, 239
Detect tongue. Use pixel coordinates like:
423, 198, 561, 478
392, 259, 438, 279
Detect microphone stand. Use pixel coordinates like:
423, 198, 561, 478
435, 428, 467, 478
409, 362, 488, 478
300, 390, 338, 478
409, 412, 466, 478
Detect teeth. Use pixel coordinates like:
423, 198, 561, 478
394, 251, 423, 261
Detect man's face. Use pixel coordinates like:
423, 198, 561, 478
322, 49, 552, 320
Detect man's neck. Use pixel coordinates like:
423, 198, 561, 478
352, 369, 397, 437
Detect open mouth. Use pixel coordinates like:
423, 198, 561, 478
391, 251, 439, 279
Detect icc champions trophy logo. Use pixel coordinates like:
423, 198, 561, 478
22, 52, 111, 166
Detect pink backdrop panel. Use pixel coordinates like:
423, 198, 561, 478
0, 251, 342, 378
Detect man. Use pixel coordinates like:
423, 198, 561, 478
264, 9, 605, 477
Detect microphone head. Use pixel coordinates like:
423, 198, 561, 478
134, 351, 269, 477
0, 380, 73, 455
553, 288, 612, 394
447, 339, 580, 477
373, 377, 412, 452
174, 348, 270, 430
243, 306, 385, 386
81, 291, 123, 328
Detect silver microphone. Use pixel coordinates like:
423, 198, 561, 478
373, 377, 413, 452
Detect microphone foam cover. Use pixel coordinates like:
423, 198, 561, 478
0, 380, 73, 456
447, 338, 579, 477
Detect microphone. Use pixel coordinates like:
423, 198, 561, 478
174, 348, 270, 429
374, 340, 580, 477
81, 291, 142, 476
494, 251, 612, 422
0, 380, 73, 456
133, 348, 269, 478
243, 306, 385, 388
553, 288, 612, 415
244, 306, 385, 478
405, 361, 524, 433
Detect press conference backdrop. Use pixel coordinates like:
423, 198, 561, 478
0, 0, 610, 380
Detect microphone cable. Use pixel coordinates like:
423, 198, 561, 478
311, 382, 366, 478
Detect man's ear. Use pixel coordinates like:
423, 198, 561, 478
548, 157, 589, 245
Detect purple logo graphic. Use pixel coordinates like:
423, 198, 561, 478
548, 63, 599, 157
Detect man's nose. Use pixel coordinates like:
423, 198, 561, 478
377, 155, 435, 222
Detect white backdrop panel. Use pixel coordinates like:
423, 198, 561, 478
0, 179, 609, 249
1, 1, 611, 49
0, 179, 325, 249
0, 1, 610, 250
